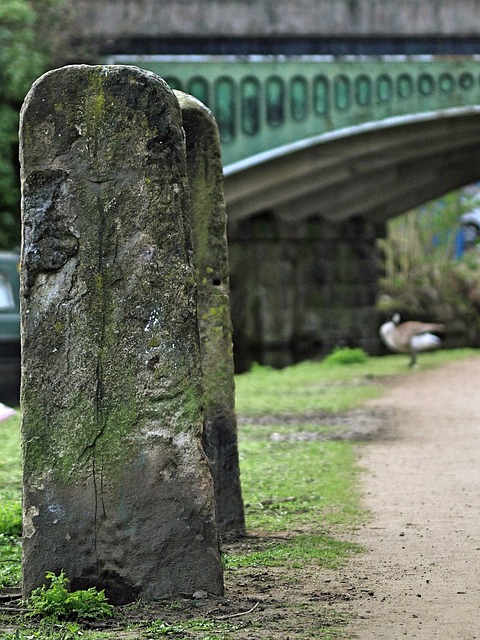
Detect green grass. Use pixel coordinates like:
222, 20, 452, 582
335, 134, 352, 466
224, 533, 360, 570
0, 626, 117, 640
0, 498, 21, 537
143, 618, 237, 638
0, 533, 21, 586
234, 348, 477, 416
0, 412, 22, 589
0, 411, 21, 496
232, 353, 372, 578
239, 438, 363, 531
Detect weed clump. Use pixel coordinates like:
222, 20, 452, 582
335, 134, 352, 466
0, 498, 22, 588
323, 346, 369, 365
0, 497, 22, 537
25, 570, 114, 621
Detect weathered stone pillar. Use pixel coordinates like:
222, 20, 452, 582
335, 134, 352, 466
19, 65, 223, 604
175, 91, 245, 535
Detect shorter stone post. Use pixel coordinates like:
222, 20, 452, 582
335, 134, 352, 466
175, 91, 245, 535
19, 65, 223, 604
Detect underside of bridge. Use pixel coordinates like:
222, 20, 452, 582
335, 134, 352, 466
225, 108, 480, 225
225, 108, 480, 370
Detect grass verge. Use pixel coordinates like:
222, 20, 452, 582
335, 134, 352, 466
0, 348, 477, 638
234, 348, 476, 416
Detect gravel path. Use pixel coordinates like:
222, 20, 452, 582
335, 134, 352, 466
336, 356, 480, 639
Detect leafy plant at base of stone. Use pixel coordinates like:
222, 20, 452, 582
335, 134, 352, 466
25, 570, 114, 621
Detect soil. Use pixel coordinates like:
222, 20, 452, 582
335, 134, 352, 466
331, 355, 480, 640
3, 356, 480, 638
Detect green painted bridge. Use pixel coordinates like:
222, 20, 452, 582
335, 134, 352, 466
106, 54, 480, 165
104, 54, 480, 365
106, 54, 480, 226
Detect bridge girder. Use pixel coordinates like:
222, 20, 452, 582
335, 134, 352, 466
224, 107, 480, 227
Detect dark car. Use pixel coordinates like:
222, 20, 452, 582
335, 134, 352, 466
0, 251, 20, 405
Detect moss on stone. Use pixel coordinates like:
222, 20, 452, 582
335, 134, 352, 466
20, 66, 224, 601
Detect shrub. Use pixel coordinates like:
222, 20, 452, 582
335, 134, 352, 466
323, 346, 369, 365
377, 189, 480, 325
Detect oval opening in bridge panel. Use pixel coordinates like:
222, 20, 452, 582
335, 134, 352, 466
290, 75, 309, 122
266, 76, 285, 128
334, 75, 350, 111
376, 74, 393, 103
313, 75, 329, 116
459, 72, 475, 91
215, 77, 236, 143
187, 76, 210, 107
418, 73, 435, 96
439, 73, 455, 94
241, 76, 261, 135
355, 75, 371, 107
397, 74, 413, 99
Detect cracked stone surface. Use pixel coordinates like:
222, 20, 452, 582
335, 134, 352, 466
19, 64, 223, 604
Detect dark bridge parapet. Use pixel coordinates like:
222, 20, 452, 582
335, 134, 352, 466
71, 1, 480, 41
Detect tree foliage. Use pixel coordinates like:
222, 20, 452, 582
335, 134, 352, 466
0, 0, 51, 249
378, 190, 480, 341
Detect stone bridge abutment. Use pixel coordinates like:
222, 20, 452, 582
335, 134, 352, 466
228, 213, 385, 370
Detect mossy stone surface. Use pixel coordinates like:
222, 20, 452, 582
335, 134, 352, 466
20, 65, 223, 604
176, 91, 245, 535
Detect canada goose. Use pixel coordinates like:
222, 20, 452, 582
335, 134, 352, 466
379, 313, 445, 367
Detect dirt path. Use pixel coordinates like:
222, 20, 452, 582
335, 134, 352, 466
334, 356, 480, 639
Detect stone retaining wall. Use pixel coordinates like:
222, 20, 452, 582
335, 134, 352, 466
228, 213, 385, 370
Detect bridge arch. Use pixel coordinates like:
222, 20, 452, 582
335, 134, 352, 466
225, 107, 480, 369
224, 106, 480, 227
